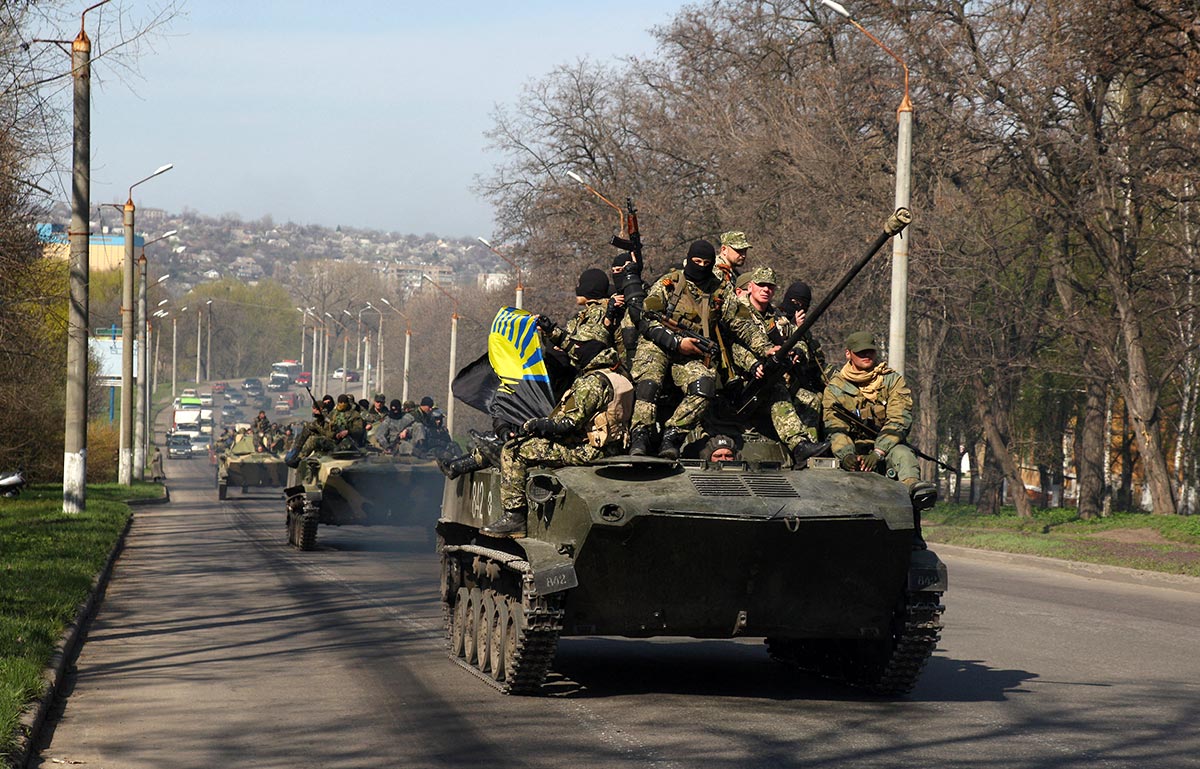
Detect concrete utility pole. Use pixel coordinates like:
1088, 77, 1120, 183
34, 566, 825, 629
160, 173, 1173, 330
820, 0, 913, 373
421, 276, 460, 434
134, 251, 147, 479
380, 298, 412, 403
194, 305, 201, 385
206, 300, 213, 381
172, 309, 182, 398
61, 3, 107, 511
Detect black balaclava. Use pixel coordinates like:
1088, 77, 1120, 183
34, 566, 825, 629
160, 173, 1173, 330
683, 240, 715, 284
321, 395, 334, 412
575, 268, 610, 300
781, 281, 813, 317
388, 399, 404, 418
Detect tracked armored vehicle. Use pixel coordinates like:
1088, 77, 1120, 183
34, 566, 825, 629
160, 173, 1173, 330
436, 436, 947, 696
216, 433, 288, 500
284, 449, 445, 550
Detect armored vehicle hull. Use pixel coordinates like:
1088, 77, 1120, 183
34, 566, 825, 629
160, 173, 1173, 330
216, 453, 288, 500
285, 450, 444, 550
436, 452, 946, 696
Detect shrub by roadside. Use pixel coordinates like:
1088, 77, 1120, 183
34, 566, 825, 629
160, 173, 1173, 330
924, 504, 1200, 577
0, 482, 159, 759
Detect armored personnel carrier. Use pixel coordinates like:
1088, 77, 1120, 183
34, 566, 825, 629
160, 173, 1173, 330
284, 449, 445, 550
436, 436, 946, 696
216, 433, 288, 500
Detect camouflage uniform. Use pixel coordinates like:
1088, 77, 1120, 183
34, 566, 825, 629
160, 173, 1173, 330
499, 362, 630, 513
823, 362, 920, 487
547, 299, 614, 348
730, 292, 819, 447
329, 404, 366, 448
370, 412, 412, 453
631, 268, 771, 432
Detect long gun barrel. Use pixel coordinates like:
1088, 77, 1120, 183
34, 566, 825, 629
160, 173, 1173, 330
736, 208, 911, 416
830, 403, 955, 472
303, 384, 325, 424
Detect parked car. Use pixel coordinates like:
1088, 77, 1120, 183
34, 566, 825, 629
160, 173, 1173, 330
296, 371, 312, 387
166, 433, 192, 460
212, 381, 228, 394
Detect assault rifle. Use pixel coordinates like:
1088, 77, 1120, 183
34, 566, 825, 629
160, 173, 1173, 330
303, 385, 325, 424
642, 308, 719, 361
830, 402, 955, 472
609, 198, 644, 265
736, 208, 912, 417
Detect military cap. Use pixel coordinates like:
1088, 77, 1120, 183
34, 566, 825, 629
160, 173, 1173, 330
720, 231, 753, 250
845, 331, 877, 353
740, 266, 779, 288
402, 400, 416, 411
420, 395, 435, 407
373, 393, 386, 403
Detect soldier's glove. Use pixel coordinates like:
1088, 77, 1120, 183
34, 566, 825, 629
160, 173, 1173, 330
536, 315, 558, 333
604, 299, 626, 325
861, 447, 886, 472
838, 453, 859, 472
522, 417, 572, 438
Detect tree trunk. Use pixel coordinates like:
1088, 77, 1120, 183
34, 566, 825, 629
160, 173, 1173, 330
976, 440, 1003, 516
913, 311, 947, 485
1075, 375, 1107, 519
974, 378, 1033, 518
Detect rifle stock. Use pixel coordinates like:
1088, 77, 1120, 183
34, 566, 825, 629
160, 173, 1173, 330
735, 208, 911, 416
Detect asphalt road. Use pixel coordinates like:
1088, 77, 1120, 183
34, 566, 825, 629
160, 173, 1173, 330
32, 437, 1200, 769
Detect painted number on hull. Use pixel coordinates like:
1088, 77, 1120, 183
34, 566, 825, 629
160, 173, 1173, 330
534, 563, 578, 595
469, 478, 492, 525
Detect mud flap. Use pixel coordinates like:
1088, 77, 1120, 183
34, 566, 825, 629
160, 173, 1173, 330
907, 549, 948, 593
519, 538, 578, 596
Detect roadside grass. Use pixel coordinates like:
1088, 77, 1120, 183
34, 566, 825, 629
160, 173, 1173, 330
0, 482, 158, 758
925, 504, 1200, 577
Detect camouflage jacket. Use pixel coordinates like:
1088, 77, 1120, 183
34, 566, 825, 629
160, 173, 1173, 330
548, 299, 614, 348
731, 297, 825, 391
642, 269, 771, 358
330, 406, 366, 445
550, 369, 617, 440
822, 363, 912, 459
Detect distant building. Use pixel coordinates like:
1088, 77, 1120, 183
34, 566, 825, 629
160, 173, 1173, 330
38, 223, 145, 273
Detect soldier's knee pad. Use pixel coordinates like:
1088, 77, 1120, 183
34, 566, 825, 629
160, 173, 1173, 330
686, 376, 718, 399
635, 379, 660, 403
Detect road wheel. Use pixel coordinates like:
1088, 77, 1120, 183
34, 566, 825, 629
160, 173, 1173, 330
476, 592, 497, 674
502, 598, 526, 678
449, 587, 469, 658
464, 587, 483, 665
489, 600, 509, 681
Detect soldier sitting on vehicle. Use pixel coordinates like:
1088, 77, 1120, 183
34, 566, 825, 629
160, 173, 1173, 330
330, 393, 366, 448
482, 340, 633, 539
370, 399, 416, 455
823, 331, 937, 547
412, 408, 457, 459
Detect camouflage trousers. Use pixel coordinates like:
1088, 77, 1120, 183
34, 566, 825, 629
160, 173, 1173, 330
630, 343, 716, 431
760, 383, 810, 450
847, 439, 921, 486
789, 386, 822, 444
499, 437, 603, 512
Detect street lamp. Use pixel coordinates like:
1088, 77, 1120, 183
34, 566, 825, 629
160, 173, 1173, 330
324, 312, 349, 395
118, 162, 173, 485
173, 306, 186, 399
477, 237, 525, 309
421, 275, 460, 435
296, 307, 310, 371
819, 0, 912, 373
379, 297, 412, 403
362, 302, 382, 400
135, 231, 175, 480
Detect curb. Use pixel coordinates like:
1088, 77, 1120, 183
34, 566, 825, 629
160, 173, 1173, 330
932, 541, 1200, 596
8, 508, 136, 769
126, 484, 170, 506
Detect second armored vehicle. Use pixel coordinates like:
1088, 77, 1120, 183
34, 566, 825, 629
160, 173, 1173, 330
216, 432, 288, 499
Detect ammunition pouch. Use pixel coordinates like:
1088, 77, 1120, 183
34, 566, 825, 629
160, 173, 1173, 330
644, 324, 680, 355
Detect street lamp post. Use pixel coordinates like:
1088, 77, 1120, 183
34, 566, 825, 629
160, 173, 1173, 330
379, 298, 412, 403
421, 275, 460, 435
297, 307, 307, 371
206, 299, 213, 382
119, 162, 173, 485
195, 305, 202, 385
173, 305, 185, 399
135, 235, 175, 480
820, 0, 912, 373
477, 237, 524, 309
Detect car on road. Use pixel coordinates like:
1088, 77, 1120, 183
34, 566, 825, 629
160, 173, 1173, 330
242, 377, 263, 391
220, 404, 241, 420
296, 371, 312, 387
274, 392, 298, 413
212, 382, 228, 394
199, 392, 214, 406
181, 388, 198, 398
226, 391, 246, 406
188, 434, 211, 457
344, 370, 361, 383
331, 367, 345, 380
166, 433, 192, 459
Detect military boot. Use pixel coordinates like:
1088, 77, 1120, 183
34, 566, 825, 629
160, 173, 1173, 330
658, 428, 687, 460
790, 439, 831, 470
908, 480, 937, 550
481, 508, 527, 538
437, 451, 488, 480
628, 425, 653, 456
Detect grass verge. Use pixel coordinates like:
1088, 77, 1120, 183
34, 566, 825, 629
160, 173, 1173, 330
925, 504, 1200, 577
0, 482, 159, 758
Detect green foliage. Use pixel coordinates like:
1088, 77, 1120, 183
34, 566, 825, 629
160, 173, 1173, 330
0, 483, 152, 755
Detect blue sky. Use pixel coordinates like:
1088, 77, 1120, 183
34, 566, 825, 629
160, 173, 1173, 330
79, 1, 686, 238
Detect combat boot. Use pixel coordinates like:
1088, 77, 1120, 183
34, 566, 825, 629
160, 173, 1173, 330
908, 481, 937, 550
790, 439, 831, 470
658, 428, 687, 460
481, 508, 527, 538
628, 425, 653, 456
437, 452, 488, 480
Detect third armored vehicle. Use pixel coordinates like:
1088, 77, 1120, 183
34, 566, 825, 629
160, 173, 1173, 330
284, 449, 445, 550
436, 437, 947, 696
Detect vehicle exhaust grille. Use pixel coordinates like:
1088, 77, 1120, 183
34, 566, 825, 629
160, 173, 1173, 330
689, 473, 800, 498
